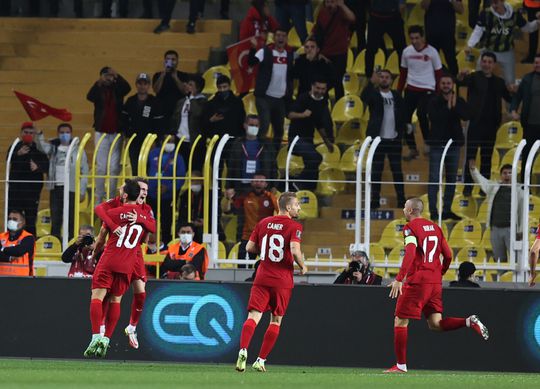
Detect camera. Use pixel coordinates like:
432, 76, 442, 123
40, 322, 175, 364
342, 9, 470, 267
347, 260, 363, 276
81, 234, 95, 247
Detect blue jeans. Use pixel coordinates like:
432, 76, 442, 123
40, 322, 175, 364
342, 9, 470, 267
275, 3, 308, 43
428, 144, 461, 216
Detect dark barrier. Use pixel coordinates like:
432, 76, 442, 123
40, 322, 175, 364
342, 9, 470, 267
1, 277, 540, 372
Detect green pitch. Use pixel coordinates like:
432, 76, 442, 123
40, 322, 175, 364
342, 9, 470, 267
0, 359, 539, 388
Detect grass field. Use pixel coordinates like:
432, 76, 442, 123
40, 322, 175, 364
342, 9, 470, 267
0, 359, 539, 389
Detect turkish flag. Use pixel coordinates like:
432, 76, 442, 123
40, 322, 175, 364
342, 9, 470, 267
13, 90, 72, 122
226, 37, 264, 94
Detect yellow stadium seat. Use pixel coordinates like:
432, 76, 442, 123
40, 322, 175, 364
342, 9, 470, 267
277, 145, 304, 176
529, 196, 540, 214
347, 48, 354, 72
495, 121, 523, 150
378, 219, 408, 249
387, 246, 405, 263
313, 121, 336, 145
35, 235, 62, 260
36, 208, 52, 237
369, 243, 386, 263
336, 118, 365, 145
383, 33, 394, 51
438, 49, 448, 69
287, 22, 314, 48
443, 270, 457, 281
498, 147, 520, 175
407, 3, 424, 26
349, 31, 358, 49
242, 92, 257, 115
331, 95, 364, 122
316, 143, 342, 170
385, 50, 399, 75
343, 72, 360, 95
527, 218, 539, 244
340, 143, 361, 173
297, 190, 319, 219
456, 246, 488, 264
202, 65, 231, 95
316, 167, 346, 196
228, 241, 241, 260
223, 215, 238, 244
500, 271, 514, 282
480, 226, 491, 247
352, 49, 366, 74
455, 20, 470, 51
448, 219, 483, 248
450, 194, 478, 219
456, 48, 481, 73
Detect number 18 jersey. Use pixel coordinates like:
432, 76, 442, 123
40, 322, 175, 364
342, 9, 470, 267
249, 215, 303, 289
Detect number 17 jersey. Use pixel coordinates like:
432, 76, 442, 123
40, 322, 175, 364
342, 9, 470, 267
249, 215, 303, 289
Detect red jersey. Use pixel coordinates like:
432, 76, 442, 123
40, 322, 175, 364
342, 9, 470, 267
249, 215, 303, 289
396, 217, 452, 284
97, 203, 156, 274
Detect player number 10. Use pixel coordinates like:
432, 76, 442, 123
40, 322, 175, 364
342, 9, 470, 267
116, 224, 144, 249
422, 235, 438, 263
260, 233, 285, 262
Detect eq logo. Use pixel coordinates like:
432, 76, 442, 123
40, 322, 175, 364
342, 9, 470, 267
152, 294, 234, 346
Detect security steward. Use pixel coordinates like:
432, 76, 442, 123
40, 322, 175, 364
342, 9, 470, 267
0, 210, 36, 276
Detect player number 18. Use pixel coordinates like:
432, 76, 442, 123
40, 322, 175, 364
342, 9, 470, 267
422, 235, 438, 263
260, 234, 285, 262
116, 224, 144, 249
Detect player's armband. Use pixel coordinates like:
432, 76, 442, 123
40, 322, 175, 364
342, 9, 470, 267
404, 236, 417, 246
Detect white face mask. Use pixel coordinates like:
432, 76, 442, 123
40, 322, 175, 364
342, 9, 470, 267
310, 93, 324, 101
179, 233, 193, 245
7, 220, 19, 232
191, 184, 202, 193
246, 125, 259, 137
164, 143, 175, 153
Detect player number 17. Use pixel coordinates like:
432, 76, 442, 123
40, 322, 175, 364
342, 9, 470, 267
422, 235, 438, 263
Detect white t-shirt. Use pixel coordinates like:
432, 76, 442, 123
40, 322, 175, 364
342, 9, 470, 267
380, 91, 397, 140
401, 44, 442, 91
255, 48, 288, 98
55, 145, 69, 186
177, 97, 191, 141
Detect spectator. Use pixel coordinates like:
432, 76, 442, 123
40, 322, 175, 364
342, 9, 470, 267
203, 75, 246, 139
35, 123, 89, 241
422, 0, 464, 76
288, 79, 335, 191
165, 263, 200, 280
101, 0, 131, 18
147, 138, 186, 245
239, 0, 279, 41
171, 73, 207, 171
61, 225, 101, 278
361, 70, 406, 209
468, 161, 522, 262
292, 36, 335, 97
248, 27, 294, 149
457, 52, 512, 196
365, 0, 406, 78
312, 0, 355, 100
398, 25, 443, 161
523, 0, 540, 63
154, 0, 230, 34
121, 73, 165, 176
466, 0, 540, 85
511, 55, 540, 182
0, 210, 35, 276
8, 122, 49, 236
222, 173, 278, 261
449, 261, 481, 287
468, 0, 490, 29
426, 74, 471, 220
225, 115, 274, 193
86, 66, 131, 204
152, 50, 189, 125
161, 223, 209, 279
345, 0, 369, 52
275, 0, 308, 44
333, 244, 383, 285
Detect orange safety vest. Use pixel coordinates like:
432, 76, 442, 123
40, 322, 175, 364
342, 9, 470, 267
0, 230, 35, 276
167, 241, 209, 278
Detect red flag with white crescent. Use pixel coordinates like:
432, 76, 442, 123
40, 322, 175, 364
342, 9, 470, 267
226, 36, 265, 94
13, 90, 72, 121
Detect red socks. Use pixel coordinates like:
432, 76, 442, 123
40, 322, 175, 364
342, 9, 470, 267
259, 323, 280, 360
394, 327, 408, 365
130, 292, 146, 326
240, 318, 257, 350
440, 317, 466, 331
90, 299, 103, 334
101, 298, 110, 326
104, 302, 121, 338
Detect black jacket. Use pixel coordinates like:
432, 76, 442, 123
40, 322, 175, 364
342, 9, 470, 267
226, 137, 274, 189
288, 92, 334, 142
449, 279, 480, 288
510, 72, 540, 132
203, 92, 246, 139
360, 82, 405, 139
121, 94, 165, 139
248, 45, 294, 100
86, 75, 131, 132
292, 54, 335, 96
8, 141, 49, 190
427, 94, 471, 146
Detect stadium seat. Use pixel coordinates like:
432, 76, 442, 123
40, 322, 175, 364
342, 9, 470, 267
529, 196, 540, 214
480, 227, 491, 248
450, 194, 478, 219
456, 48, 480, 72
342, 72, 360, 95
498, 147, 520, 175
242, 92, 257, 115
228, 242, 241, 260
438, 49, 448, 69
336, 118, 365, 146
36, 208, 52, 237
352, 49, 385, 75
369, 244, 386, 263
346, 48, 354, 72
316, 143, 342, 170
527, 218, 539, 244
222, 214, 237, 244
407, 3, 424, 26
331, 95, 363, 122
340, 142, 361, 173
297, 190, 319, 219
455, 20, 470, 51
500, 271, 514, 282
387, 246, 405, 264
443, 270, 457, 281
35, 235, 62, 260
385, 50, 399, 75
495, 121, 522, 150
313, 119, 336, 144
456, 246, 488, 264
316, 167, 346, 196
202, 65, 231, 95
287, 22, 313, 48
383, 33, 394, 51
448, 219, 483, 248
378, 219, 407, 249
277, 146, 304, 176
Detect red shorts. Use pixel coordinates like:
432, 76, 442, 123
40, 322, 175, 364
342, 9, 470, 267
395, 283, 443, 320
132, 253, 147, 283
91, 266, 131, 296
247, 285, 292, 317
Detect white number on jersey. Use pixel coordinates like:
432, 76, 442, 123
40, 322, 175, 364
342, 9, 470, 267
116, 224, 144, 249
422, 235, 438, 263
260, 233, 285, 262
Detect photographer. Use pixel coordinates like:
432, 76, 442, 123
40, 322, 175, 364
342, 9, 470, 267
334, 244, 382, 285
61, 225, 101, 278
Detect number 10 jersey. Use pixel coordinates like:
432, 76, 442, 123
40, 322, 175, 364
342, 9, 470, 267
249, 215, 303, 289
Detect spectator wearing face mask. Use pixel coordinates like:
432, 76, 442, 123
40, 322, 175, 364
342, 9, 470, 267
161, 223, 209, 279
147, 139, 186, 245
8, 122, 49, 236
35, 123, 89, 241
0, 210, 35, 277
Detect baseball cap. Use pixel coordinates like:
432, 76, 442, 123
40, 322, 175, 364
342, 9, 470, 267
136, 73, 150, 82
21, 121, 34, 130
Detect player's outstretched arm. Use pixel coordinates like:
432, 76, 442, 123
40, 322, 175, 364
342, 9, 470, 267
94, 202, 120, 233
291, 242, 308, 275
529, 239, 540, 286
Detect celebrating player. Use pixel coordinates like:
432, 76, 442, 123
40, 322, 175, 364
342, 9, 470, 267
235, 192, 308, 373
84, 179, 156, 358
385, 198, 489, 373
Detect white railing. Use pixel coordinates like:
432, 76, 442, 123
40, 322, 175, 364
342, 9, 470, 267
285, 135, 300, 192
62, 136, 79, 249
4, 138, 20, 230
363, 136, 381, 257
437, 139, 454, 227
211, 134, 231, 267
354, 136, 372, 247
511, 140, 527, 275
521, 140, 540, 281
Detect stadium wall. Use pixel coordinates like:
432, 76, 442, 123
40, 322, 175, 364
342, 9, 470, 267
1, 277, 540, 372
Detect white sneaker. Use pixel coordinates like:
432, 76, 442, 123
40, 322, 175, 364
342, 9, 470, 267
252, 358, 266, 372
124, 326, 139, 349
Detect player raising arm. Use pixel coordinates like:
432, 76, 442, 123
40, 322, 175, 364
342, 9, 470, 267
235, 192, 307, 373
386, 198, 489, 373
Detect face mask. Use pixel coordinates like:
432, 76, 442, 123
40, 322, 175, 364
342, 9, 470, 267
179, 233, 193, 245
21, 134, 33, 144
191, 184, 202, 193
164, 143, 175, 153
7, 220, 19, 232
246, 126, 259, 137
218, 90, 231, 99
310, 93, 324, 101
59, 133, 71, 144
